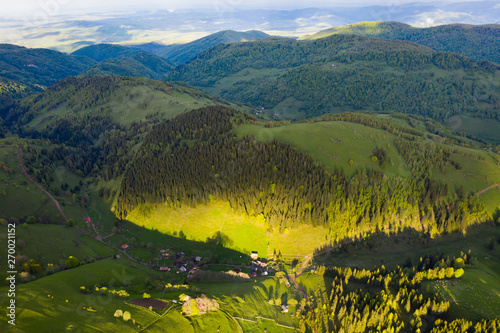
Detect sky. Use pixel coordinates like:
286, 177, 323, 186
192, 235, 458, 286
1, 0, 488, 16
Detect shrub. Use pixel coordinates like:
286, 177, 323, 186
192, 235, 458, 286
454, 268, 465, 278
122, 311, 131, 321
453, 258, 465, 269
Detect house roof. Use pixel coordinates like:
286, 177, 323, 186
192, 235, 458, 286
121, 244, 130, 250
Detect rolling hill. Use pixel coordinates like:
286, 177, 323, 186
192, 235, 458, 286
131, 30, 271, 66
0, 44, 97, 87
79, 57, 161, 79
72, 43, 174, 78
300, 22, 500, 64
166, 34, 500, 139
5, 76, 234, 132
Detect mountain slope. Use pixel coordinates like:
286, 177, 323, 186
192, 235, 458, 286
79, 57, 160, 79
301, 22, 500, 64
4, 76, 233, 133
167, 34, 500, 126
72, 44, 174, 77
0, 44, 97, 87
160, 30, 270, 66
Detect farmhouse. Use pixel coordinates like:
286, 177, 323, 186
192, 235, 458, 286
159, 267, 170, 272
281, 305, 289, 313
121, 244, 130, 250
251, 251, 258, 260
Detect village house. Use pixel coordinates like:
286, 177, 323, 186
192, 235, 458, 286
251, 251, 258, 260
281, 305, 289, 313
159, 267, 170, 272
121, 244, 130, 250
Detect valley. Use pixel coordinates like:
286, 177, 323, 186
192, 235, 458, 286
0, 12, 499, 332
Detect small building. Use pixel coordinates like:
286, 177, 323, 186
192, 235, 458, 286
281, 305, 289, 313
121, 244, 130, 250
251, 272, 258, 278
261, 271, 268, 276
159, 267, 170, 272
179, 266, 187, 273
195, 256, 202, 262
251, 251, 258, 260
84, 217, 92, 223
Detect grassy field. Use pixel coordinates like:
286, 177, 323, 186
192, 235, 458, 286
26, 84, 224, 130
446, 115, 500, 144
235, 122, 411, 178
125, 200, 336, 258
0, 258, 159, 333
235, 121, 500, 215
195, 277, 298, 328
0, 145, 62, 221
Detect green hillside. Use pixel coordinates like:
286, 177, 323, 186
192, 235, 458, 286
154, 30, 270, 66
6, 76, 233, 131
166, 34, 500, 133
0, 44, 97, 87
301, 22, 500, 64
79, 57, 160, 79
72, 44, 174, 78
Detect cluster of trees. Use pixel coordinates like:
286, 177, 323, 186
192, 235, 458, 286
117, 106, 488, 241
296, 258, 498, 332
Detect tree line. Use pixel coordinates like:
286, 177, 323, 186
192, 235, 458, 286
117, 106, 489, 241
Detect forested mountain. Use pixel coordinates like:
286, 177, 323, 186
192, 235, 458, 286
72, 44, 174, 78
79, 57, 161, 79
131, 30, 270, 65
301, 22, 500, 64
1, 76, 232, 133
0, 44, 97, 87
167, 34, 500, 123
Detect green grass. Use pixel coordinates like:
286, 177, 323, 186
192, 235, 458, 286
446, 115, 500, 144
235, 121, 412, 177
27, 85, 221, 130
126, 201, 268, 257
0, 224, 114, 270
235, 121, 500, 215
423, 261, 500, 321
195, 277, 298, 328
0, 146, 62, 220
0, 258, 160, 332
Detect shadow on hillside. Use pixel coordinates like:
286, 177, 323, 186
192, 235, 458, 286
114, 218, 250, 263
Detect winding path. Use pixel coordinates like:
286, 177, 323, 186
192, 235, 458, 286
17, 147, 69, 222
477, 184, 500, 195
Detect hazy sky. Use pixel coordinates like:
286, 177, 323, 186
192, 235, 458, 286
1, 0, 489, 16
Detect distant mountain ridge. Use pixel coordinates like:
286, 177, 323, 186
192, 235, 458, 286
167, 34, 500, 122
72, 44, 174, 78
130, 30, 271, 65
301, 22, 500, 64
0, 44, 96, 87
